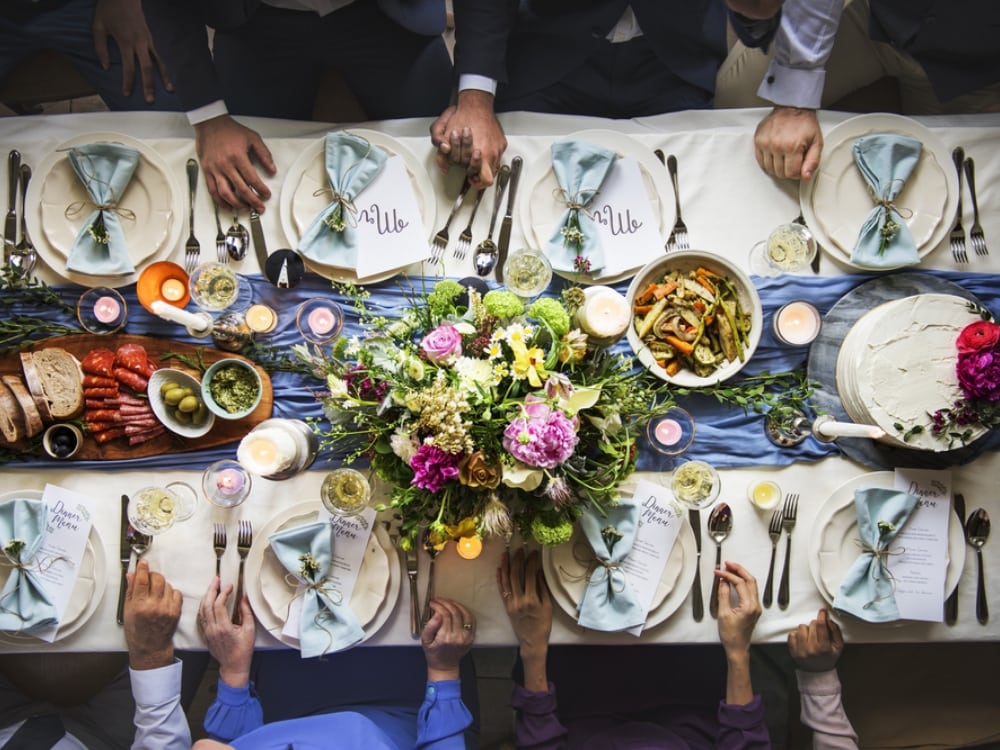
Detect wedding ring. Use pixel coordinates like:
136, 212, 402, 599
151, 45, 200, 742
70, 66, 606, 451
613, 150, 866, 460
502, 590, 512, 598
463, 623, 473, 630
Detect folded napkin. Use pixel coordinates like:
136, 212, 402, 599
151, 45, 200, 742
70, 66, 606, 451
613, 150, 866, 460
297, 133, 388, 269
268, 520, 364, 658
546, 140, 617, 274
833, 487, 919, 623
0, 498, 58, 633
850, 134, 922, 268
65, 143, 139, 276
575, 500, 645, 631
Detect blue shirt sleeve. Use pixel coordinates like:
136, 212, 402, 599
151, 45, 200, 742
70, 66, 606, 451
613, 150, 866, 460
415, 680, 472, 749
204, 680, 265, 742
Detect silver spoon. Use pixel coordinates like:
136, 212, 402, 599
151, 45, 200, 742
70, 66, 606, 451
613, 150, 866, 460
473, 164, 510, 277
226, 213, 249, 261
965, 508, 990, 624
707, 502, 733, 619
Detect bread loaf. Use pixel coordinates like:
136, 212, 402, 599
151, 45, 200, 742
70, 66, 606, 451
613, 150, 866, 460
19, 352, 54, 422
0, 378, 24, 443
1, 375, 43, 438
29, 348, 84, 419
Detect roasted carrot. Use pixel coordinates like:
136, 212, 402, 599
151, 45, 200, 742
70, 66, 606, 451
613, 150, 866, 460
652, 280, 678, 300
664, 335, 695, 356
634, 282, 660, 306
633, 304, 655, 314
665, 360, 681, 376
695, 274, 716, 296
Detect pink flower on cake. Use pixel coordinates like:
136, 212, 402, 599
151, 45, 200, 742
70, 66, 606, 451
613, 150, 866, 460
957, 320, 1000, 354
420, 325, 463, 365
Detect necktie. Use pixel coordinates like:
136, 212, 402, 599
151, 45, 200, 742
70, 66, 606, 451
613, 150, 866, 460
4, 714, 65, 749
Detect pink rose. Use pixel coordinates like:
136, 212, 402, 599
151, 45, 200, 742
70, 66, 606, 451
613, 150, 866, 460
420, 325, 463, 365
957, 321, 1000, 354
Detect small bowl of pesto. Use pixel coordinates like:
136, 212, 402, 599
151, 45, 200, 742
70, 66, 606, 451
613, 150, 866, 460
202, 358, 263, 420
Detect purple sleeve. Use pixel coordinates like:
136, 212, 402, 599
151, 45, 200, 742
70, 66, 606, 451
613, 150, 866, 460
716, 694, 772, 750
510, 683, 568, 750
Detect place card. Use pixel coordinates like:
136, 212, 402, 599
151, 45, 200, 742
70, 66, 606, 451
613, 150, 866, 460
625, 478, 683, 636
353, 156, 428, 277
36, 484, 96, 642
282, 506, 378, 637
588, 157, 663, 277
891, 468, 951, 622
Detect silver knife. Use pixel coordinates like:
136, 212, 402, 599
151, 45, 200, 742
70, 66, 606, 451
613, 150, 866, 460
495, 155, 522, 283
4, 150, 20, 264
116, 494, 131, 626
249, 209, 268, 273
405, 545, 420, 638
689, 508, 704, 621
944, 492, 966, 624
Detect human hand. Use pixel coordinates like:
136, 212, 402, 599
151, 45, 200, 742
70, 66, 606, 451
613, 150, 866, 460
124, 559, 182, 671
421, 598, 476, 681
725, 0, 783, 19
198, 576, 256, 689
194, 115, 277, 212
788, 607, 845, 673
497, 548, 552, 659
92, 0, 173, 103
754, 106, 824, 180
715, 561, 762, 657
430, 90, 507, 188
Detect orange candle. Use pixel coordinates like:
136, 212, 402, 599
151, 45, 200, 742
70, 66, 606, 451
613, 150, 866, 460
456, 535, 483, 560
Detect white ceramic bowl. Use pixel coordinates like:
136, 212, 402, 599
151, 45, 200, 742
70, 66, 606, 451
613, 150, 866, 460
201, 358, 263, 420
148, 369, 215, 438
625, 250, 763, 386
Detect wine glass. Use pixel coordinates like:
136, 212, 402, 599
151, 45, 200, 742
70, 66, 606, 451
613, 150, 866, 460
128, 481, 198, 535
670, 459, 721, 510
748, 222, 817, 277
320, 468, 372, 528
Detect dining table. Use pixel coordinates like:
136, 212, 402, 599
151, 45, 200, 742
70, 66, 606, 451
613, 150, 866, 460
0, 106, 998, 655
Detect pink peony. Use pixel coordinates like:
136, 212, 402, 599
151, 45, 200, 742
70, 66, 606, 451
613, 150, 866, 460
503, 406, 579, 469
957, 321, 1000, 354
410, 444, 460, 492
420, 325, 463, 365
957, 348, 1000, 402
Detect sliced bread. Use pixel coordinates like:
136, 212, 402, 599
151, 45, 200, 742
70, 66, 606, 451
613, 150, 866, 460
27, 348, 84, 420
19, 352, 54, 422
2, 375, 43, 438
0, 378, 24, 443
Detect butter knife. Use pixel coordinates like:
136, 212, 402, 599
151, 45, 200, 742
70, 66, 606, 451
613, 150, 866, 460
405, 545, 420, 639
495, 155, 522, 283
944, 492, 966, 624
4, 150, 20, 265
689, 508, 704, 621
116, 494, 131, 626
249, 209, 268, 273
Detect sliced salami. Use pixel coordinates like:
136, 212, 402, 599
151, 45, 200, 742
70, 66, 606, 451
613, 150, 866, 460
93, 427, 127, 444
82, 375, 116, 388
83, 387, 119, 399
128, 426, 165, 445
115, 344, 149, 375
114, 368, 149, 394
81, 349, 115, 378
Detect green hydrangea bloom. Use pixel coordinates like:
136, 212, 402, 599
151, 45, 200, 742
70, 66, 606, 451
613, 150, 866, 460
427, 280, 464, 316
530, 515, 574, 546
483, 290, 524, 319
528, 298, 571, 337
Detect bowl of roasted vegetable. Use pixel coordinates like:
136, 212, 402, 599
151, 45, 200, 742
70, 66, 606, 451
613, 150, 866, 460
625, 251, 762, 386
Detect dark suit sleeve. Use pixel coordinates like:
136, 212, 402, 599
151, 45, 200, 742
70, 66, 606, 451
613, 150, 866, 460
452, 0, 518, 83
728, 8, 781, 50
142, 0, 225, 111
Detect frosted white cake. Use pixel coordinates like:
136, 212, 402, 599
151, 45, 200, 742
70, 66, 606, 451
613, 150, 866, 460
836, 293, 988, 451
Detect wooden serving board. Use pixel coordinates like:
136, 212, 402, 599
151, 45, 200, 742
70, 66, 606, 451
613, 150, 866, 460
1, 334, 273, 460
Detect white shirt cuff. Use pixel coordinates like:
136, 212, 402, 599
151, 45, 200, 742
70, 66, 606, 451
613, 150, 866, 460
756, 62, 825, 110
187, 100, 230, 126
458, 74, 498, 96
130, 660, 183, 706
795, 668, 842, 695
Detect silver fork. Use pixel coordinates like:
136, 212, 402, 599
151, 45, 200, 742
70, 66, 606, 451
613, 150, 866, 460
664, 152, 689, 250
777, 494, 798, 610
231, 519, 252, 625
950, 147, 968, 264
214, 203, 228, 264
454, 187, 486, 260
762, 508, 783, 608
427, 176, 472, 263
213, 523, 227, 578
964, 157, 988, 257
184, 158, 201, 273
13, 163, 36, 276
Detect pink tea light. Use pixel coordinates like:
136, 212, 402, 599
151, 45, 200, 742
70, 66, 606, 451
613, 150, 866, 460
93, 295, 121, 324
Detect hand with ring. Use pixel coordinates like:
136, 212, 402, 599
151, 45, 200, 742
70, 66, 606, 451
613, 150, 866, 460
498, 548, 552, 692
421, 597, 476, 682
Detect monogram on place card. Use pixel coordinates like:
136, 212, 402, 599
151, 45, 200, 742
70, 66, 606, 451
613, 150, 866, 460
354, 156, 427, 277
625, 478, 682, 636
588, 158, 663, 277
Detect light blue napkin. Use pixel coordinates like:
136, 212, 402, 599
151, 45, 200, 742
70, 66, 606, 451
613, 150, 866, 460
833, 487, 919, 623
850, 134, 922, 269
66, 143, 139, 276
0, 498, 58, 633
268, 520, 364, 658
297, 133, 388, 269
575, 500, 645, 631
546, 140, 617, 274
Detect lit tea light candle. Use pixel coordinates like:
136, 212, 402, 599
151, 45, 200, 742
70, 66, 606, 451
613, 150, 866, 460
245, 303, 277, 334
747, 480, 781, 510
653, 418, 682, 446
216, 468, 246, 495
812, 417, 885, 441
237, 426, 301, 477
774, 301, 821, 346
150, 300, 212, 333
456, 535, 483, 560
578, 286, 630, 344
307, 306, 336, 336
160, 278, 187, 302
93, 295, 121, 324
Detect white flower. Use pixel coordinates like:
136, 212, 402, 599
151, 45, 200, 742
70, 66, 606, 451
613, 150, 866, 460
390, 430, 419, 463
404, 356, 425, 381
453, 357, 493, 392
502, 461, 544, 491
503, 323, 534, 347
326, 375, 349, 399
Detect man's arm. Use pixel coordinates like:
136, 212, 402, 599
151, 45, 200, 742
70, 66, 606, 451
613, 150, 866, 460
93, 0, 173, 104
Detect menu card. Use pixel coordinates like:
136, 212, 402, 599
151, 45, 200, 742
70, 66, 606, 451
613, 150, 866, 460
625, 479, 683, 636
354, 156, 428, 277
891, 469, 952, 622
588, 158, 664, 277
36, 484, 96, 642
282, 506, 378, 637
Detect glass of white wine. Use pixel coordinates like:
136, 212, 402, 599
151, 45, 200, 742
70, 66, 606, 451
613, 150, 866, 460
320, 468, 372, 528
748, 222, 817, 277
128, 481, 198, 535
670, 459, 721, 510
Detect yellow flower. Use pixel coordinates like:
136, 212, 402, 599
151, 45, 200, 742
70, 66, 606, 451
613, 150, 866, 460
445, 516, 480, 539
510, 339, 547, 387
558, 329, 588, 364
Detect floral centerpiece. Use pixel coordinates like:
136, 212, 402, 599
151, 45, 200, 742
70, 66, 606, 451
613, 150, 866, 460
294, 280, 672, 549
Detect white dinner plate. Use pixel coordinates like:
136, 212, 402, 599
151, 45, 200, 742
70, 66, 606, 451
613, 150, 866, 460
541, 514, 696, 631
518, 129, 674, 285
246, 502, 398, 651
0, 489, 105, 643
800, 114, 958, 270
26, 132, 183, 288
808, 472, 965, 617
278, 129, 436, 284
